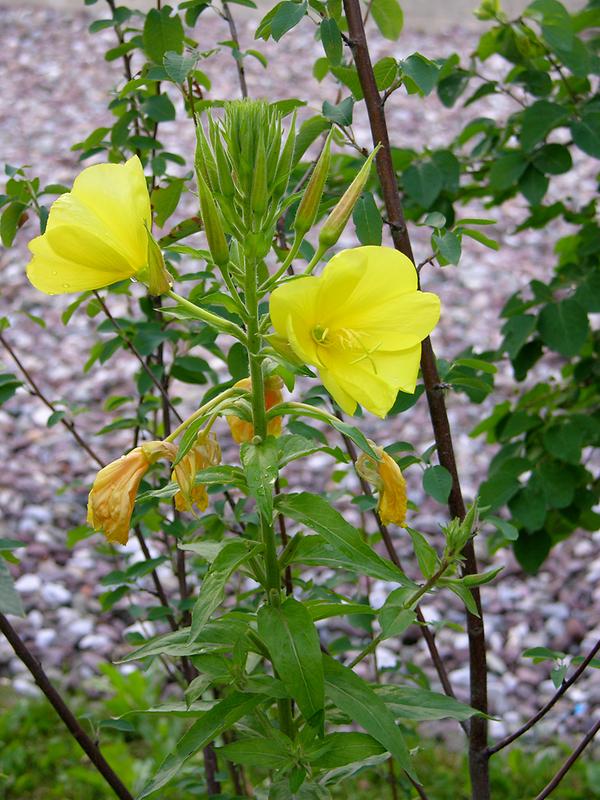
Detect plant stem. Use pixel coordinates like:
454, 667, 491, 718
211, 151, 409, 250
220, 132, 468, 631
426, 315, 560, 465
0, 613, 134, 800
165, 387, 241, 442
222, 0, 248, 98
166, 289, 247, 343
341, 3, 489, 796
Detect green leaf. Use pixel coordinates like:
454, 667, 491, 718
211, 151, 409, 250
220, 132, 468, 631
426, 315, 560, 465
163, 50, 198, 83
532, 143, 572, 174
142, 93, 176, 122
323, 655, 414, 777
0, 373, 22, 405
321, 18, 343, 66
189, 539, 261, 641
403, 162, 442, 207
271, 1, 307, 42
258, 597, 324, 730
152, 178, 185, 228
501, 314, 537, 358
519, 165, 548, 205
0, 558, 24, 616
218, 736, 293, 769
309, 732, 385, 769
353, 193, 383, 245
514, 529, 552, 574
377, 685, 481, 721
1, 202, 27, 248
422, 465, 452, 504
241, 437, 279, 521
488, 152, 528, 191
401, 53, 439, 96
543, 421, 583, 464
322, 97, 354, 126
407, 528, 439, 579
277, 493, 414, 586
571, 111, 600, 158
538, 297, 589, 357
374, 57, 398, 91
143, 7, 184, 64
519, 100, 568, 151
138, 692, 263, 797
433, 230, 461, 265
371, 0, 404, 40
508, 481, 547, 531
171, 354, 210, 384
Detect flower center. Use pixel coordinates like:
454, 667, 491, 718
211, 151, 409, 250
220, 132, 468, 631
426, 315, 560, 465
312, 324, 330, 345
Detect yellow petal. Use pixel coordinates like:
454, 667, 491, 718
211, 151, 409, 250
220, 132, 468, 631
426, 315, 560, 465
70, 156, 151, 265
27, 233, 132, 294
270, 276, 321, 363
319, 367, 357, 416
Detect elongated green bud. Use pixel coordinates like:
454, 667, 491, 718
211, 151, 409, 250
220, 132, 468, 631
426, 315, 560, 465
140, 226, 172, 296
293, 131, 332, 236
197, 171, 229, 267
251, 133, 269, 218
272, 112, 297, 199
195, 125, 219, 191
318, 145, 380, 250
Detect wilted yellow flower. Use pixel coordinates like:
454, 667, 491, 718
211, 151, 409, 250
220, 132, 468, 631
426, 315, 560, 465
87, 440, 175, 545
226, 376, 284, 443
27, 156, 153, 294
172, 432, 221, 513
269, 246, 440, 418
356, 445, 407, 527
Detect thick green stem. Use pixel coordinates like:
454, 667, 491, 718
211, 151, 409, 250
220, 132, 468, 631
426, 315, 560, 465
244, 254, 292, 735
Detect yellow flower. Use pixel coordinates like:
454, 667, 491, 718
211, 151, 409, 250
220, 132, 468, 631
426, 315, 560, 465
172, 432, 221, 513
27, 156, 152, 294
269, 246, 440, 418
356, 445, 407, 527
87, 440, 175, 545
226, 376, 284, 443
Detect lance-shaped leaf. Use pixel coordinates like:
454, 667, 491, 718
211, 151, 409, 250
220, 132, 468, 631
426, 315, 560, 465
241, 437, 279, 520
323, 655, 414, 778
376, 685, 484, 721
276, 493, 414, 586
308, 732, 385, 770
189, 539, 261, 642
138, 691, 263, 797
258, 597, 325, 731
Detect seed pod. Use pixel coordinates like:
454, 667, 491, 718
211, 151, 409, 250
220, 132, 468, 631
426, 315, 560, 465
272, 111, 297, 198
318, 145, 380, 250
197, 171, 229, 267
194, 125, 219, 192
293, 131, 332, 236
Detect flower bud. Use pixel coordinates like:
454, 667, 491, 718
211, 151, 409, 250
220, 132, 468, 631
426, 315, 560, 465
293, 131, 332, 236
197, 171, 230, 267
318, 146, 379, 250
251, 133, 269, 218
227, 376, 284, 443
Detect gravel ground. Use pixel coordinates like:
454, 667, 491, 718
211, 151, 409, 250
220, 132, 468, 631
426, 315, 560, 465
0, 3, 598, 746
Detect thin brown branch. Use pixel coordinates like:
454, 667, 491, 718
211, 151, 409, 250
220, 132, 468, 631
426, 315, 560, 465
533, 717, 600, 800
0, 612, 134, 800
222, 1, 248, 98
488, 637, 600, 755
0, 332, 104, 468
93, 291, 183, 424
334, 409, 466, 731
341, 2, 488, 795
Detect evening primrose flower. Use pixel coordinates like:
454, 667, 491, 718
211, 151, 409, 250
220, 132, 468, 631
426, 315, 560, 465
172, 432, 221, 514
269, 246, 440, 418
27, 156, 158, 294
356, 444, 407, 527
87, 440, 175, 545
226, 376, 284, 443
